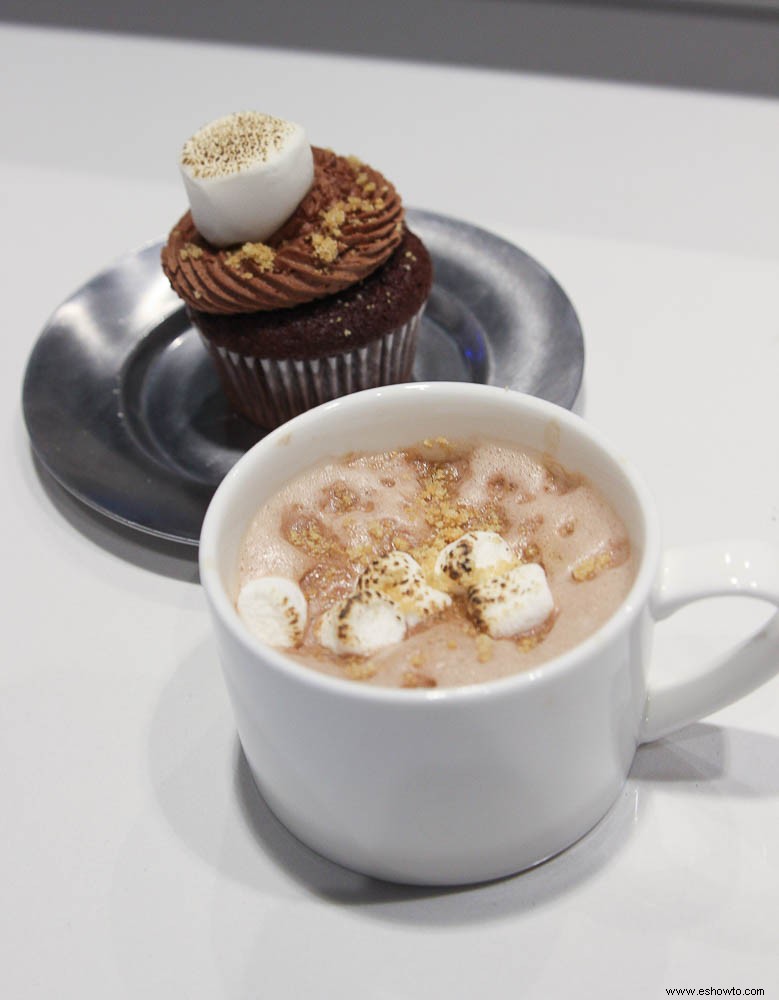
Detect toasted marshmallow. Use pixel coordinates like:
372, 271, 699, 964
237, 576, 307, 648
466, 563, 554, 639
180, 111, 315, 247
434, 531, 515, 593
317, 591, 406, 657
357, 552, 451, 628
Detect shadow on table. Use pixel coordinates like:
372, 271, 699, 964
230, 742, 641, 924
231, 721, 779, 923
148, 640, 638, 925
630, 721, 779, 795
235, 723, 779, 925
148, 636, 779, 927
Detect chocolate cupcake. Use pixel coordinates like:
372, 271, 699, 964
161, 112, 432, 428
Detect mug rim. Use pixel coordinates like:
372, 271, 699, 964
199, 382, 660, 706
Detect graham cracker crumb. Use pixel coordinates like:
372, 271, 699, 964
323, 482, 360, 513
321, 202, 346, 236
179, 242, 203, 262
475, 634, 494, 663
344, 660, 377, 681
422, 436, 452, 451
345, 543, 372, 561
311, 232, 340, 264
404, 449, 507, 575
347, 195, 374, 213
401, 671, 437, 689
572, 549, 616, 582
224, 241, 275, 275
520, 543, 541, 564
286, 516, 338, 558
516, 633, 543, 652
241, 242, 276, 271
515, 614, 557, 652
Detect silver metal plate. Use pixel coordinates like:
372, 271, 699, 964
22, 209, 584, 546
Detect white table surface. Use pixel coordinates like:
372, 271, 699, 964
3, 23, 779, 999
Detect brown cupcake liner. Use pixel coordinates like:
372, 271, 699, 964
199, 306, 424, 429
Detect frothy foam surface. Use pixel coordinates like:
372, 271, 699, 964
237, 437, 637, 688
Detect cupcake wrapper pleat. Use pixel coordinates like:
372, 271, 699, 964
200, 307, 424, 429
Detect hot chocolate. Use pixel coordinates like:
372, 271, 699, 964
235, 437, 636, 687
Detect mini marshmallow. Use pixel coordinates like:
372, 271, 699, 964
317, 591, 406, 657
357, 552, 451, 627
434, 531, 515, 593
237, 576, 307, 648
180, 111, 315, 247
466, 563, 554, 639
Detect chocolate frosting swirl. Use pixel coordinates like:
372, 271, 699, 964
161, 147, 404, 314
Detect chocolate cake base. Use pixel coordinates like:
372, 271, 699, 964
190, 228, 433, 428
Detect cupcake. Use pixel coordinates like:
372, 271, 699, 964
161, 111, 433, 428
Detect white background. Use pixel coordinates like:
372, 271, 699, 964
2, 21, 778, 1000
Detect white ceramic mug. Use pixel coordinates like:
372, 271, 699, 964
199, 383, 779, 885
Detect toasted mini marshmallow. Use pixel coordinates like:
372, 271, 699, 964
180, 111, 315, 247
357, 552, 451, 627
237, 576, 307, 648
317, 591, 406, 657
466, 563, 554, 639
433, 531, 515, 593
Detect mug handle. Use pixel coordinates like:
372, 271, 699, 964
640, 540, 779, 743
